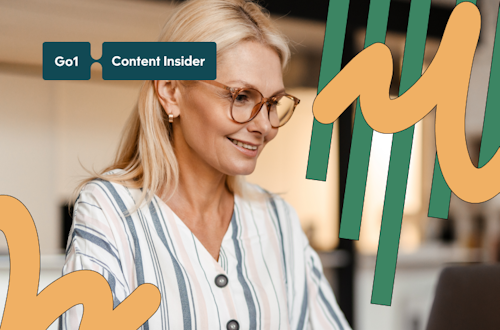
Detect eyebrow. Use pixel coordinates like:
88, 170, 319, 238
226, 79, 286, 96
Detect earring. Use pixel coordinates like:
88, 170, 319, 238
168, 113, 174, 123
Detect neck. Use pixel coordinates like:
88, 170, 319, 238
164, 136, 234, 221
162, 128, 236, 262
174, 165, 231, 215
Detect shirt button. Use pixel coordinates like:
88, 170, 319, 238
226, 320, 239, 330
215, 274, 228, 288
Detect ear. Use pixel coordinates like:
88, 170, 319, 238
154, 80, 181, 118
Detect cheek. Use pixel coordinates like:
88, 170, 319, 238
182, 92, 231, 130
179, 97, 234, 153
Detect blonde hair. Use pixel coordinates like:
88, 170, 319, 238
73, 0, 290, 212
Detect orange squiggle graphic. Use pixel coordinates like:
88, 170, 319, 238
0, 195, 160, 329
313, 2, 496, 203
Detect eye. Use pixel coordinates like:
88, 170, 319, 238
235, 91, 250, 103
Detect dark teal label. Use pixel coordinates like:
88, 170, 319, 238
43, 42, 216, 80
43, 42, 93, 80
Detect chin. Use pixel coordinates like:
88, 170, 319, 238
225, 162, 257, 176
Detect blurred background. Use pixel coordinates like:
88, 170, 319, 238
1, 0, 500, 329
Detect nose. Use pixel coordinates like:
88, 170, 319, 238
248, 102, 274, 135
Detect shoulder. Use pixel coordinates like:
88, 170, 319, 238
73, 170, 146, 226
69, 170, 144, 252
76, 169, 141, 207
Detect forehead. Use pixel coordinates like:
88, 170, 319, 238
217, 41, 284, 96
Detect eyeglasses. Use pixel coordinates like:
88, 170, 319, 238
200, 80, 300, 128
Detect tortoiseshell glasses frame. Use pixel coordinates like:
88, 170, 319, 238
199, 80, 300, 128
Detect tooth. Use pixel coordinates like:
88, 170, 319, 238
229, 138, 257, 150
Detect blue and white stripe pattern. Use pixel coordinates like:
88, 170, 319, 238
59, 174, 351, 330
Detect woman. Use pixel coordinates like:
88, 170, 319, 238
60, 0, 351, 329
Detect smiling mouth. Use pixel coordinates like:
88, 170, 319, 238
228, 138, 258, 150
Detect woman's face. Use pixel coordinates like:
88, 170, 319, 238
169, 40, 284, 177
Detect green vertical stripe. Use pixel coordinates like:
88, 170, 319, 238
371, 0, 432, 306
428, 0, 477, 218
306, 0, 350, 181
428, 157, 450, 219
478, 4, 500, 168
339, 0, 392, 241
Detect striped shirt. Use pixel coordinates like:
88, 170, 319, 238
59, 174, 351, 330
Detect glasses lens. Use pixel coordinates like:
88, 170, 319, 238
231, 89, 263, 123
269, 95, 296, 127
